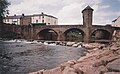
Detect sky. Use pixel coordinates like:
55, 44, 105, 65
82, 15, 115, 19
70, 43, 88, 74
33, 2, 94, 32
7, 0, 120, 25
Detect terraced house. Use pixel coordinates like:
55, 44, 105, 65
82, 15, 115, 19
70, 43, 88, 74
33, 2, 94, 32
3, 12, 58, 25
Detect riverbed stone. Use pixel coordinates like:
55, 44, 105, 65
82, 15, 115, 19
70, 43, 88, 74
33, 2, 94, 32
62, 66, 84, 74
60, 60, 77, 69
110, 45, 119, 51
116, 49, 120, 55
77, 45, 82, 48
42, 67, 62, 74
62, 67, 77, 74
72, 44, 79, 47
82, 43, 101, 49
104, 72, 120, 74
92, 60, 107, 67
29, 41, 120, 74
66, 42, 75, 46
106, 59, 120, 72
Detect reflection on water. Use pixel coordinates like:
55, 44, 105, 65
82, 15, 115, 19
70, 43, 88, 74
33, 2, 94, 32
0, 41, 86, 74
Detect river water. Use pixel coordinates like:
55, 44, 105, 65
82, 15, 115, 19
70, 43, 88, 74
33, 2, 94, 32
0, 40, 86, 74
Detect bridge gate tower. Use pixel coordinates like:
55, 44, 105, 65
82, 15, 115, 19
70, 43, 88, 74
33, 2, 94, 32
82, 6, 94, 43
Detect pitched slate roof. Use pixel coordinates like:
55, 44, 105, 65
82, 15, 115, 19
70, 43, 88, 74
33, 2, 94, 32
84, 5, 93, 10
112, 16, 120, 22
4, 12, 58, 19
32, 13, 58, 19
5, 15, 23, 19
82, 5, 94, 13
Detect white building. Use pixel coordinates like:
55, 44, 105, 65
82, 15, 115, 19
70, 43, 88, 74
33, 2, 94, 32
112, 16, 120, 40
4, 12, 58, 25
31, 12, 58, 25
112, 16, 120, 27
3, 15, 23, 25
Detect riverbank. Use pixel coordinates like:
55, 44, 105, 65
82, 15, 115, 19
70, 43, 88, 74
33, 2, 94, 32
29, 41, 120, 74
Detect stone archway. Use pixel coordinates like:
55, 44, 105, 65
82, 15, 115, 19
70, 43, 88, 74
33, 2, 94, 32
64, 28, 84, 42
91, 29, 112, 41
37, 29, 58, 41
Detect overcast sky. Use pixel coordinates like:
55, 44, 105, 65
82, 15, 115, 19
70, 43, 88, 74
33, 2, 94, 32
7, 0, 120, 25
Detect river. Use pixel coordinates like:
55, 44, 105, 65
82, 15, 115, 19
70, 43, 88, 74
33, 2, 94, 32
0, 40, 86, 74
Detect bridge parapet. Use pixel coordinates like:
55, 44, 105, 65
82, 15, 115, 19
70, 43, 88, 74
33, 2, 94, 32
32, 25, 83, 28
91, 25, 114, 38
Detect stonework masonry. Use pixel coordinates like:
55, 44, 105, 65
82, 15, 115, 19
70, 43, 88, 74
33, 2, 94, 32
2, 6, 120, 43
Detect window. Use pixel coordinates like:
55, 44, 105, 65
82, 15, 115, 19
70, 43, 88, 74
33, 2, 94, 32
36, 20, 38, 23
42, 20, 44, 23
48, 23, 50, 25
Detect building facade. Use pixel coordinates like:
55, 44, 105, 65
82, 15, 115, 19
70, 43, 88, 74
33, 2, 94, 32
3, 12, 58, 25
112, 16, 120, 40
3, 15, 23, 25
31, 12, 58, 25
20, 15, 31, 25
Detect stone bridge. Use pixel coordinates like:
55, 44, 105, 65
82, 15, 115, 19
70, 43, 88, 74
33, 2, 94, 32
31, 25, 113, 42
2, 6, 120, 43
4, 24, 116, 43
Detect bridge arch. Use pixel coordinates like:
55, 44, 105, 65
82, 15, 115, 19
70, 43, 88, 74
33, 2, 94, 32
91, 29, 112, 41
37, 28, 58, 41
64, 28, 85, 42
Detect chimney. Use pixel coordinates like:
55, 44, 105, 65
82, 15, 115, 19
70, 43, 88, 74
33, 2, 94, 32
14, 14, 16, 16
41, 12, 44, 14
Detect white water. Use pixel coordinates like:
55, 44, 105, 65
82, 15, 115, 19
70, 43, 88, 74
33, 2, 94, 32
3, 39, 83, 48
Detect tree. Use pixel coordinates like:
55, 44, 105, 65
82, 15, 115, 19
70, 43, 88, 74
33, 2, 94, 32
0, 0, 10, 31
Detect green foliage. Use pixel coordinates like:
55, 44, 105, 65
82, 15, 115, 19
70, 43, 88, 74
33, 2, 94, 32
66, 30, 83, 41
0, 0, 10, 23
0, 31, 18, 39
